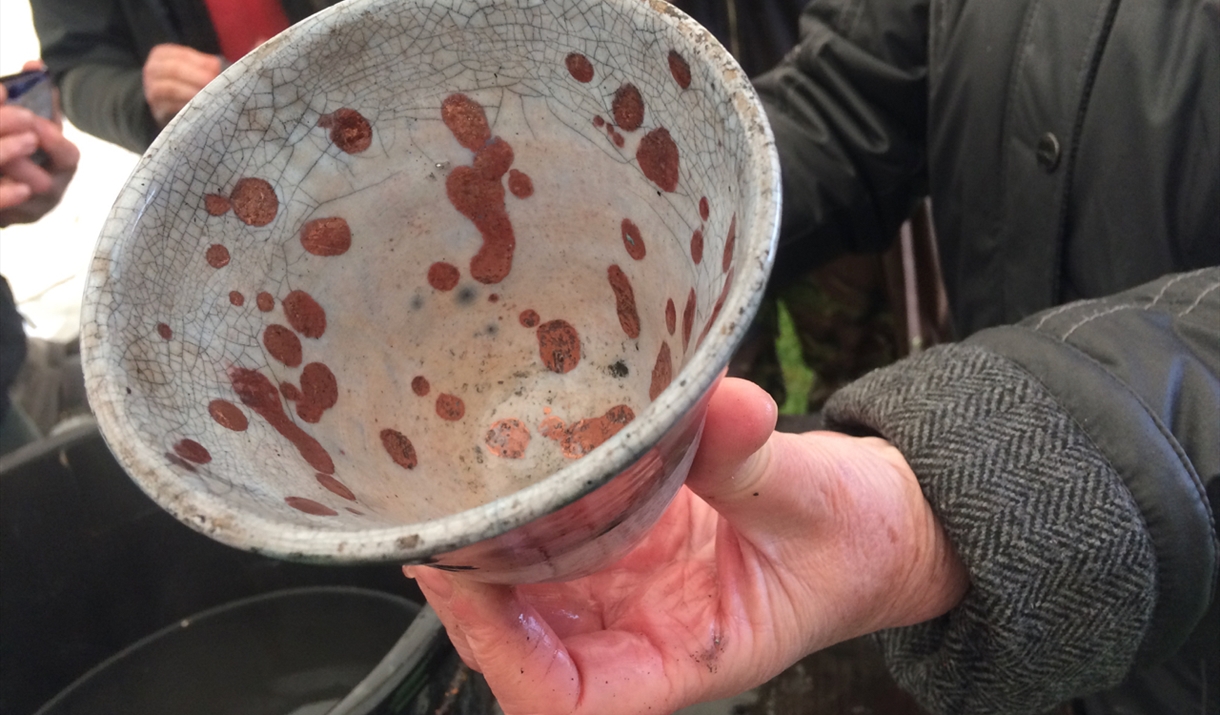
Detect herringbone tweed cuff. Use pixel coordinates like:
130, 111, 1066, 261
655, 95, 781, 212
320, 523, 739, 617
824, 343, 1157, 715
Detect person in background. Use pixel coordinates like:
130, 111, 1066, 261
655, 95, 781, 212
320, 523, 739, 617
1, 60, 80, 455
29, 0, 338, 154
406, 1, 1219, 715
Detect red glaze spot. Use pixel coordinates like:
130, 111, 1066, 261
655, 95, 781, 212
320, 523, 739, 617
380, 428, 418, 469
206, 244, 230, 268
485, 418, 530, 459
411, 376, 430, 396
296, 362, 338, 424
637, 127, 679, 192
722, 213, 737, 273
286, 496, 337, 516
264, 324, 302, 367
283, 290, 326, 338
474, 137, 514, 180
166, 452, 197, 472
668, 50, 692, 89
316, 472, 356, 501
230, 178, 278, 226
156, 322, 172, 340
441, 94, 491, 151
519, 309, 540, 328
442, 95, 517, 284
346, 507, 363, 515
699, 196, 710, 221
435, 393, 465, 421
257, 292, 274, 312
300, 217, 352, 256
318, 108, 372, 154
690, 229, 704, 264
682, 288, 696, 351
230, 367, 335, 473
208, 399, 248, 431
542, 405, 635, 459
665, 298, 677, 335
204, 193, 231, 216
611, 131, 625, 149
649, 341, 673, 401
488, 293, 500, 303
698, 267, 735, 348
447, 165, 515, 284
280, 381, 301, 401
565, 53, 594, 82
428, 262, 461, 291
536, 320, 581, 374
229, 291, 245, 307
592, 115, 605, 128
612, 84, 645, 132
173, 438, 212, 464
508, 169, 533, 198
620, 219, 646, 260
607, 265, 640, 339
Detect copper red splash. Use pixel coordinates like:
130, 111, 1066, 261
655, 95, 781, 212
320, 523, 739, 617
264, 324, 302, 367
666, 298, 677, 335
723, 213, 737, 272
411, 376, 430, 396
318, 108, 372, 154
229, 367, 334, 474
519, 309, 540, 328
690, 229, 704, 264
508, 169, 533, 198
441, 94, 491, 151
607, 265, 640, 339
316, 472, 356, 501
229, 291, 244, 307
208, 399, 248, 431
620, 218, 646, 260
485, 418, 530, 459
204, 193, 231, 216
156, 322, 172, 340
649, 342, 673, 401
173, 438, 212, 464
380, 428, 418, 469
699, 196, 710, 221
230, 178, 278, 227
612, 84, 645, 132
637, 127, 679, 192
435, 393, 465, 421
283, 290, 326, 338
205, 244, 230, 268
565, 53, 594, 83
541, 405, 635, 459
256, 292, 274, 312
682, 288, 696, 351
537, 319, 581, 373
296, 362, 338, 424
286, 497, 337, 516
280, 381, 302, 401
300, 217, 352, 256
668, 50, 692, 89
428, 262, 461, 291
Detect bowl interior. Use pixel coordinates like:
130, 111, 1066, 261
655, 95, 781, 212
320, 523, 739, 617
83, 0, 777, 558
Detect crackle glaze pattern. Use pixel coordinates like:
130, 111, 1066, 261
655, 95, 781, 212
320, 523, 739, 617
83, 0, 778, 581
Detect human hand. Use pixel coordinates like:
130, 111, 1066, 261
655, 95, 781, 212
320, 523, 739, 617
142, 44, 222, 127
408, 377, 969, 714
0, 61, 79, 226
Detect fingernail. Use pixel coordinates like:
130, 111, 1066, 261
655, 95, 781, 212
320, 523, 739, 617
412, 565, 455, 599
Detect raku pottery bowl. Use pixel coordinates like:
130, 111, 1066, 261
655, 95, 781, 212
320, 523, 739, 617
82, 0, 780, 583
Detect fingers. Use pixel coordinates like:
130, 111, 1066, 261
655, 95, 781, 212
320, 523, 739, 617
32, 114, 80, 171
143, 44, 222, 125
0, 104, 40, 165
0, 179, 33, 210
409, 567, 582, 715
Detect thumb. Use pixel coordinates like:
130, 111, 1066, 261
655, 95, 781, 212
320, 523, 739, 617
683, 377, 784, 528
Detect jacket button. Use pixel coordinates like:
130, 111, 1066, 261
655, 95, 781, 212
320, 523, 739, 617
1037, 132, 1061, 172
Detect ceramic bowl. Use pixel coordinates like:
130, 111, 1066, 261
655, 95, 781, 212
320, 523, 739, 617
82, 0, 779, 582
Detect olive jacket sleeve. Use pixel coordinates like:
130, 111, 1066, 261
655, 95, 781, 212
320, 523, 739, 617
824, 268, 1220, 714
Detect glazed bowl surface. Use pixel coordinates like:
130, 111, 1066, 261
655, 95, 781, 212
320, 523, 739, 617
83, 0, 779, 582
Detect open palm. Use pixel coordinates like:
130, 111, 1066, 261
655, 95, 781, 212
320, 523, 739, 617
410, 378, 967, 715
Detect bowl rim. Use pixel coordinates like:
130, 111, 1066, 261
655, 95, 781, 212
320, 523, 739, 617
81, 0, 781, 563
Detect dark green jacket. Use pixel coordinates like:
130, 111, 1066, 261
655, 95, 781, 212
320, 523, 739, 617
31, 0, 335, 153
755, 1, 1218, 714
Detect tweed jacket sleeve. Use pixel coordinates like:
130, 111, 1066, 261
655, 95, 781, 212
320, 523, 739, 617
823, 269, 1220, 715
